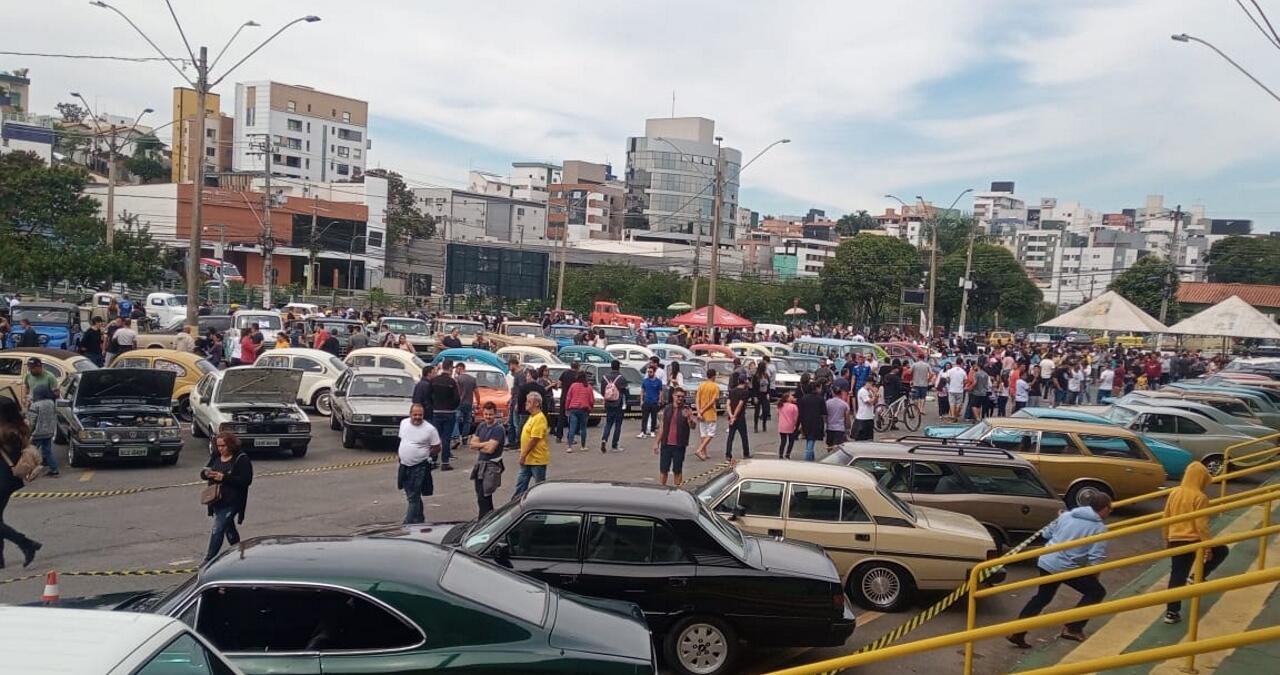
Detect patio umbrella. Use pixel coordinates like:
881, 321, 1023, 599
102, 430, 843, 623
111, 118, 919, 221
1039, 290, 1168, 333
1165, 295, 1280, 340
666, 302, 693, 311
783, 307, 808, 316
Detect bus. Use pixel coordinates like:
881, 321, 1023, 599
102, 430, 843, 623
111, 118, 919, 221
199, 258, 244, 283
789, 337, 888, 369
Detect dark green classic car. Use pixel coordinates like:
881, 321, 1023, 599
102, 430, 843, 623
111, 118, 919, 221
59, 535, 657, 674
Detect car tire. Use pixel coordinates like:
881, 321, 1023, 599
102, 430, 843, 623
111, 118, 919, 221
850, 561, 915, 612
1065, 481, 1112, 509
1201, 454, 1225, 477
176, 396, 193, 423
330, 413, 341, 431
66, 442, 84, 469
341, 423, 357, 449
191, 419, 207, 439
663, 614, 738, 675
312, 389, 333, 417
292, 444, 308, 458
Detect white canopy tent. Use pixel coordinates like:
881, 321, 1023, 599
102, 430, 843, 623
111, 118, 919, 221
1165, 295, 1280, 340
1039, 290, 1169, 333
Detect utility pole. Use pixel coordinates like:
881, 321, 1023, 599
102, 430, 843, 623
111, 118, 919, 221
307, 195, 319, 295
554, 194, 570, 311
1159, 204, 1183, 324
706, 137, 725, 335
921, 199, 938, 338
690, 208, 702, 307
259, 137, 275, 308
957, 221, 977, 337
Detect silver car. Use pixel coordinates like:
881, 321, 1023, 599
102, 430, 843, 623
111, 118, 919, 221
190, 367, 310, 457
330, 367, 415, 448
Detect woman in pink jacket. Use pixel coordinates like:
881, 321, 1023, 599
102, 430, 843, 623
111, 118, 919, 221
776, 392, 800, 459
563, 371, 594, 453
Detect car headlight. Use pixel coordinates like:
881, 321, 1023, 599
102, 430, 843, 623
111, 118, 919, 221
220, 423, 248, 434
288, 424, 310, 434
350, 414, 371, 423
159, 428, 180, 439
79, 429, 107, 440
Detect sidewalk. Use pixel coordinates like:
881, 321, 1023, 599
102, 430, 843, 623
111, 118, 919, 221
1012, 499, 1280, 674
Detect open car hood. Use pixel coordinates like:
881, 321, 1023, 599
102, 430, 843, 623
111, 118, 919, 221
76, 369, 175, 408
216, 367, 303, 405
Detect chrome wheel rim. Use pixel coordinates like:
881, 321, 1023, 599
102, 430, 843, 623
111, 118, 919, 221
315, 392, 332, 416
862, 567, 901, 608
1075, 485, 1104, 507
1203, 457, 1224, 477
677, 623, 728, 674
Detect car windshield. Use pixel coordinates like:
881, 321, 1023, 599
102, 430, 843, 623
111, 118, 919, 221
1105, 405, 1140, 426
955, 420, 992, 440
504, 324, 545, 338
440, 551, 548, 627
682, 363, 708, 380
350, 374, 415, 397
164, 296, 184, 307
461, 500, 522, 553
235, 314, 282, 330
693, 469, 738, 505
595, 326, 630, 338
443, 322, 484, 336
772, 360, 796, 374
382, 319, 428, 335
474, 370, 507, 389
13, 307, 71, 324
697, 502, 746, 559
73, 358, 99, 372
549, 326, 583, 338
195, 359, 217, 375
328, 357, 348, 373
619, 366, 644, 383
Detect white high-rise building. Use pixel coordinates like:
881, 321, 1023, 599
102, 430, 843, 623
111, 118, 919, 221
233, 81, 370, 183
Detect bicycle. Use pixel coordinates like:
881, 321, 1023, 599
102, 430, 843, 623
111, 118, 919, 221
874, 394, 920, 433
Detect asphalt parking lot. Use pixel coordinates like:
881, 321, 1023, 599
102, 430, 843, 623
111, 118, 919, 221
0, 402, 1264, 675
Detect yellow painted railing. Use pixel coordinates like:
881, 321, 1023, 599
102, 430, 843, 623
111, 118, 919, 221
1221, 433, 1280, 496
766, 564, 1280, 675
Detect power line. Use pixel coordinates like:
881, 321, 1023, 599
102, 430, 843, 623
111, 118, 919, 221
0, 50, 190, 64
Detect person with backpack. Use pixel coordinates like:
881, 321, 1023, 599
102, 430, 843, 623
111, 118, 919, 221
599, 361, 627, 453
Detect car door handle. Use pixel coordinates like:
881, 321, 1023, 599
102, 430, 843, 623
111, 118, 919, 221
855, 534, 871, 542
768, 528, 784, 537
669, 577, 688, 587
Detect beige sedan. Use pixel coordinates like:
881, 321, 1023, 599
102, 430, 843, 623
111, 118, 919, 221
694, 459, 998, 612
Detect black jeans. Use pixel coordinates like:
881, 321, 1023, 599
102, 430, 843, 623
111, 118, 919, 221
725, 417, 750, 459
640, 403, 659, 435
754, 391, 770, 429
0, 489, 36, 564
1017, 568, 1106, 633
779, 431, 798, 458
475, 478, 494, 517
1167, 543, 1229, 612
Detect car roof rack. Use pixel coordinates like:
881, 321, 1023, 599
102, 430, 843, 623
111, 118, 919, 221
904, 443, 1013, 459
894, 435, 993, 447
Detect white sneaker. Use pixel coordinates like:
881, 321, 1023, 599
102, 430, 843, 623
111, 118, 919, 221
636, 432, 648, 439
565, 445, 575, 454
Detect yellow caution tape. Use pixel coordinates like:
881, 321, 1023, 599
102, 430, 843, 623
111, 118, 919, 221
0, 567, 198, 586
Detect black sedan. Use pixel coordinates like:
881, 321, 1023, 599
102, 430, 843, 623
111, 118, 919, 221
56, 368, 184, 467
396, 481, 856, 675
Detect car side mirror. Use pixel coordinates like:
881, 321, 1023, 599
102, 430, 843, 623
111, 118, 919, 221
730, 505, 747, 521
491, 541, 513, 568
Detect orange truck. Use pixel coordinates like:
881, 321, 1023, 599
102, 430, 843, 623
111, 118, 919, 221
590, 301, 644, 328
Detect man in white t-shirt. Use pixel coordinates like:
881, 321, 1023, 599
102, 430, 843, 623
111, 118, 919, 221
398, 403, 442, 524
1039, 356, 1055, 381
854, 380, 877, 441
1097, 365, 1115, 404
944, 362, 968, 422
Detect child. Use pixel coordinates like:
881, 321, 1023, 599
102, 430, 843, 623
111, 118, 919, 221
777, 392, 799, 459
26, 385, 59, 477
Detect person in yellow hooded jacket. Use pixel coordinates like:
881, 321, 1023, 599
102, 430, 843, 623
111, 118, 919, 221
1162, 461, 1228, 624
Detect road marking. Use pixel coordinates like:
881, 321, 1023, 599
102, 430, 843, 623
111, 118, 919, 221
857, 611, 884, 627
78, 471, 94, 483
1148, 533, 1280, 675
1056, 504, 1265, 666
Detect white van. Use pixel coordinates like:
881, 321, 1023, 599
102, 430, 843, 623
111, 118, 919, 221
145, 292, 187, 327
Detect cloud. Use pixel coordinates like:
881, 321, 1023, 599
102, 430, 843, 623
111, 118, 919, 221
11, 0, 1280, 223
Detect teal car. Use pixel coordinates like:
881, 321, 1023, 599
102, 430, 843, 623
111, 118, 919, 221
558, 345, 615, 365
923, 407, 1195, 479
59, 536, 657, 674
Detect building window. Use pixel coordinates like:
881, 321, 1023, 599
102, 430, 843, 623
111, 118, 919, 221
273, 153, 282, 163
284, 156, 301, 168
287, 118, 302, 132
331, 108, 337, 117
337, 129, 362, 141
336, 163, 349, 176
306, 140, 310, 151
331, 144, 335, 152
245, 107, 255, 126
305, 158, 310, 169
353, 149, 361, 159
206, 147, 215, 157
342, 111, 351, 123
286, 100, 296, 112
368, 231, 383, 248
286, 137, 302, 150
517, 208, 525, 216
337, 146, 349, 157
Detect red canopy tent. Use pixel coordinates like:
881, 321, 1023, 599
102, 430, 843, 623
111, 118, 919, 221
669, 305, 754, 329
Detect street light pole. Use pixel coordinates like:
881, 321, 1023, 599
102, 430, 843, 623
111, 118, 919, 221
957, 221, 977, 337
706, 137, 724, 336
887, 187, 972, 337
93, 1, 319, 324
1172, 33, 1280, 104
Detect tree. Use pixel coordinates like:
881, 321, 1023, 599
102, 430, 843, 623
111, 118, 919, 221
1206, 235, 1280, 285
819, 233, 923, 326
55, 101, 88, 124
1108, 255, 1180, 321
835, 210, 878, 237
935, 244, 1043, 331
929, 214, 979, 257
362, 168, 435, 244
124, 155, 166, 184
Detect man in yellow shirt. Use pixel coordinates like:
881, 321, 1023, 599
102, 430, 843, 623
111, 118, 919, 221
512, 391, 549, 498
694, 368, 721, 461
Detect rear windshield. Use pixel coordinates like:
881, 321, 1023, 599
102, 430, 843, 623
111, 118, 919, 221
439, 552, 547, 627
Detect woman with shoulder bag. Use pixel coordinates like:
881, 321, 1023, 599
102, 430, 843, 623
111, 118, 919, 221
201, 431, 253, 562
0, 398, 42, 568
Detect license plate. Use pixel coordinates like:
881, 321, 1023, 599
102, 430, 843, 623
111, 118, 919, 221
255, 438, 281, 447
118, 446, 149, 457
382, 428, 399, 436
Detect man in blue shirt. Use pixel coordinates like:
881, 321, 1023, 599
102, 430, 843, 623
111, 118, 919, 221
638, 363, 664, 438
851, 354, 872, 391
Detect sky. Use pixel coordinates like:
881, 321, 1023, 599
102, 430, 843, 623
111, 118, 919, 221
11, 0, 1280, 229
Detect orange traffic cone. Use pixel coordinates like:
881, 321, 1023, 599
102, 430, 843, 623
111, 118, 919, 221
41, 571, 59, 604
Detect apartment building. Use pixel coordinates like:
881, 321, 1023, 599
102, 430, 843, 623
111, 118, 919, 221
414, 186, 546, 245
772, 238, 838, 278
233, 81, 369, 183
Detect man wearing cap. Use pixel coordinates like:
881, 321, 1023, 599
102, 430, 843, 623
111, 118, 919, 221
23, 357, 59, 403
